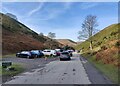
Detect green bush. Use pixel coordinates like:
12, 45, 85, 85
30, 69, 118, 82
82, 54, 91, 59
110, 31, 118, 36
115, 41, 120, 47
101, 45, 108, 50
97, 42, 102, 45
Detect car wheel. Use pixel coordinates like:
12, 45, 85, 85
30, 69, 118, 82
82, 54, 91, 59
50, 54, 53, 57
35, 55, 38, 58
27, 56, 30, 59
60, 59, 62, 61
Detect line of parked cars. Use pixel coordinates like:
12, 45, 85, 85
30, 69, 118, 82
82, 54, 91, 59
16, 50, 44, 59
16, 49, 74, 61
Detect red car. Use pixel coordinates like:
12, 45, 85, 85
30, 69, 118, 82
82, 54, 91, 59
56, 51, 61, 56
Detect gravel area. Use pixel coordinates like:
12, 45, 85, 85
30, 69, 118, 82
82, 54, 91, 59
1, 56, 59, 83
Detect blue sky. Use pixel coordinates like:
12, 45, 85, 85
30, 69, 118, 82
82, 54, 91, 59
1, 2, 118, 41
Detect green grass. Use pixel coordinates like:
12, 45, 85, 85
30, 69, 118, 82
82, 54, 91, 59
2, 54, 16, 58
75, 23, 120, 51
0, 63, 24, 76
81, 54, 118, 84
75, 23, 120, 84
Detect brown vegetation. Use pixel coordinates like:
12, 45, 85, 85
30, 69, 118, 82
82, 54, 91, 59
95, 40, 120, 67
2, 29, 45, 55
56, 39, 77, 47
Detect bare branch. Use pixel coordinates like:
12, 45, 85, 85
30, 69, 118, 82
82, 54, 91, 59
78, 15, 99, 41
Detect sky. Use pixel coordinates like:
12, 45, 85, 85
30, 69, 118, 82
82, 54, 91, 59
1, 1, 118, 42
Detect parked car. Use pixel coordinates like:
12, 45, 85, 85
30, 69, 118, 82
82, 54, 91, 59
59, 51, 71, 61
55, 49, 61, 52
42, 49, 57, 56
55, 49, 64, 56
16, 51, 33, 59
67, 50, 73, 57
30, 50, 44, 58
56, 51, 61, 56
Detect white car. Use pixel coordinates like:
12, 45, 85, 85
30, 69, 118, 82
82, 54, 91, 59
42, 49, 57, 56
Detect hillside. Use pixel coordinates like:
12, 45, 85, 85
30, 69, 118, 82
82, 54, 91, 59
75, 24, 119, 51
75, 23, 120, 83
56, 39, 77, 47
1, 13, 62, 55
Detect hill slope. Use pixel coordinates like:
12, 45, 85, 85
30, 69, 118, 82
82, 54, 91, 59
1, 13, 62, 55
75, 23, 120, 83
75, 24, 119, 51
56, 39, 77, 47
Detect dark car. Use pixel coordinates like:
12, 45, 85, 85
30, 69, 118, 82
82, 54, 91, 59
16, 51, 33, 59
30, 50, 44, 58
59, 51, 71, 61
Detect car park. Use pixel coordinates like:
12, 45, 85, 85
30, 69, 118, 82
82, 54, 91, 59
59, 51, 71, 61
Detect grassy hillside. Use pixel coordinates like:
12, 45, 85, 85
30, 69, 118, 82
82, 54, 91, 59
75, 24, 119, 52
56, 39, 77, 47
75, 23, 120, 83
1, 13, 62, 55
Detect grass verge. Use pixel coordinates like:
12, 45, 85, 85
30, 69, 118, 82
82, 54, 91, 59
81, 53, 118, 84
2, 54, 16, 58
0, 63, 24, 76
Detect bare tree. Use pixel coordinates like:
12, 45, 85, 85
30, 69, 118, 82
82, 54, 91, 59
47, 32, 56, 49
48, 32, 56, 39
39, 32, 44, 36
78, 15, 98, 50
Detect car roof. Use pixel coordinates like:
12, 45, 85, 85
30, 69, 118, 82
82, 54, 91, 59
61, 51, 69, 54
21, 51, 30, 54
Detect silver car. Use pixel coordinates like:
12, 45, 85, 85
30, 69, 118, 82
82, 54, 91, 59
59, 51, 71, 61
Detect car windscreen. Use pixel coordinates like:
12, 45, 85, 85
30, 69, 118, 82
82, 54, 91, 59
21, 51, 30, 54
31, 51, 39, 54
61, 52, 69, 55
43, 50, 50, 52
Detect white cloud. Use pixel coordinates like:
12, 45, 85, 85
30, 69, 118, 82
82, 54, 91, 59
80, 3, 99, 9
33, 2, 72, 20
28, 2, 44, 17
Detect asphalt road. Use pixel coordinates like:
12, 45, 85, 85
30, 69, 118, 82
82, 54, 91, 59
3, 53, 113, 84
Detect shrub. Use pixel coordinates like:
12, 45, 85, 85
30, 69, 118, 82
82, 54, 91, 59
103, 36, 107, 40
110, 31, 118, 36
87, 52, 91, 55
97, 42, 102, 45
101, 45, 108, 50
115, 41, 120, 47
92, 51, 97, 56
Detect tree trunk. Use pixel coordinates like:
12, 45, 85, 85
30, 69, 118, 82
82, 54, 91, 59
90, 41, 92, 50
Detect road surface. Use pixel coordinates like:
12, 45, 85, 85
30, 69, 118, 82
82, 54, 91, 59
4, 53, 112, 84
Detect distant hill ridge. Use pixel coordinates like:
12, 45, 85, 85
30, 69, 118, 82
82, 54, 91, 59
56, 39, 77, 47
